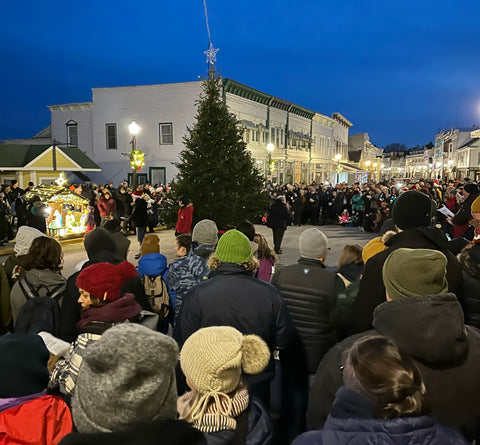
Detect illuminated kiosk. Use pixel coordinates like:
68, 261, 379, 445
25, 183, 89, 239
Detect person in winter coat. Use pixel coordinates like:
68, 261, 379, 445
271, 228, 339, 375
178, 326, 273, 445
3, 225, 45, 288
267, 195, 290, 254
0, 334, 73, 444
131, 191, 148, 258
173, 229, 294, 407
97, 191, 117, 227
167, 234, 208, 323
137, 234, 174, 332
58, 228, 148, 343
295, 335, 469, 445
451, 182, 479, 239
254, 232, 277, 282
191, 219, 218, 260
26, 195, 48, 233
307, 248, 480, 443
62, 324, 180, 435
457, 242, 480, 329
349, 190, 463, 335
175, 196, 194, 236
49, 261, 143, 397
10, 236, 66, 326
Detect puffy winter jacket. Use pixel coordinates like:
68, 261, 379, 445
0, 395, 72, 444
271, 258, 338, 374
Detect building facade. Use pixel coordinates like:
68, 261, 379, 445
45, 79, 353, 185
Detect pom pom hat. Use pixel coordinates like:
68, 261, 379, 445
215, 229, 253, 264
180, 326, 270, 395
76, 261, 138, 302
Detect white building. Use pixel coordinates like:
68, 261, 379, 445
44, 79, 353, 185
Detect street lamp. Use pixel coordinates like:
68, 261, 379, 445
266, 142, 274, 181
335, 153, 341, 184
129, 121, 140, 188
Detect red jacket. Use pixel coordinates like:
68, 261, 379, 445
0, 395, 72, 445
175, 204, 194, 234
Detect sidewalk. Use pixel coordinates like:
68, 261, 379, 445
0, 225, 168, 258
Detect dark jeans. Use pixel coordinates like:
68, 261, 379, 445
272, 228, 285, 252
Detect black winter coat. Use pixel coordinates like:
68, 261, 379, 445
131, 198, 147, 227
173, 263, 294, 383
267, 200, 289, 230
307, 293, 480, 443
349, 227, 464, 334
271, 258, 338, 374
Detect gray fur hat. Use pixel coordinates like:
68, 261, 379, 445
72, 323, 179, 433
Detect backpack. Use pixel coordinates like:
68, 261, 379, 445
15, 278, 64, 336
141, 275, 171, 322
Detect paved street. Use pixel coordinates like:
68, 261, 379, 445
0, 224, 376, 278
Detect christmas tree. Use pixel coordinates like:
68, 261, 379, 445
170, 74, 270, 229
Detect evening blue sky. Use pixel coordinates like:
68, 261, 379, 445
2, 0, 480, 148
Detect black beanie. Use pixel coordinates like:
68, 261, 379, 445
84, 228, 117, 260
0, 334, 49, 397
392, 191, 435, 230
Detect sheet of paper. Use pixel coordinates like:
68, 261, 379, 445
37, 331, 70, 356
437, 205, 454, 218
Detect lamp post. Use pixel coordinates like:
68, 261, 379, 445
267, 142, 274, 181
129, 121, 140, 189
335, 153, 341, 184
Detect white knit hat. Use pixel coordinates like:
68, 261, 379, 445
14, 226, 45, 256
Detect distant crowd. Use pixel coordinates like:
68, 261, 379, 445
0, 177, 480, 444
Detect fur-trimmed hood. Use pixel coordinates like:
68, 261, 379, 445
458, 247, 480, 279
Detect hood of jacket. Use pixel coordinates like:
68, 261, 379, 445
457, 249, 480, 279
372, 293, 468, 367
24, 269, 66, 292
386, 227, 449, 251
137, 253, 168, 277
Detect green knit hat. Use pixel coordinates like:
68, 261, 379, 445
215, 229, 253, 264
382, 248, 448, 300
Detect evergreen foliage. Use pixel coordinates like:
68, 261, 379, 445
169, 76, 270, 229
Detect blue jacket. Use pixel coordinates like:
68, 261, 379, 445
295, 387, 468, 445
137, 253, 174, 307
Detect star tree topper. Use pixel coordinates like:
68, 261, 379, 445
204, 43, 219, 65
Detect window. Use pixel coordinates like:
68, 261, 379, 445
245, 130, 250, 143
66, 120, 78, 147
105, 123, 117, 150
159, 123, 173, 145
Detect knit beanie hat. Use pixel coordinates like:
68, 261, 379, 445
464, 182, 479, 195
299, 228, 329, 259
215, 229, 253, 264
141, 234, 160, 256
14, 226, 45, 256
471, 196, 480, 213
76, 261, 138, 302
72, 324, 179, 433
382, 248, 448, 300
180, 326, 269, 421
0, 333, 49, 397
192, 219, 218, 246
362, 237, 387, 264
392, 191, 435, 230
83, 228, 117, 260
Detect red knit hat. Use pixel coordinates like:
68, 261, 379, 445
76, 261, 138, 302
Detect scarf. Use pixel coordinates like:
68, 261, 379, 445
177, 387, 249, 434
76, 293, 141, 330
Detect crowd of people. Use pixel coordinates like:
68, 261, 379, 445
0, 176, 480, 444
